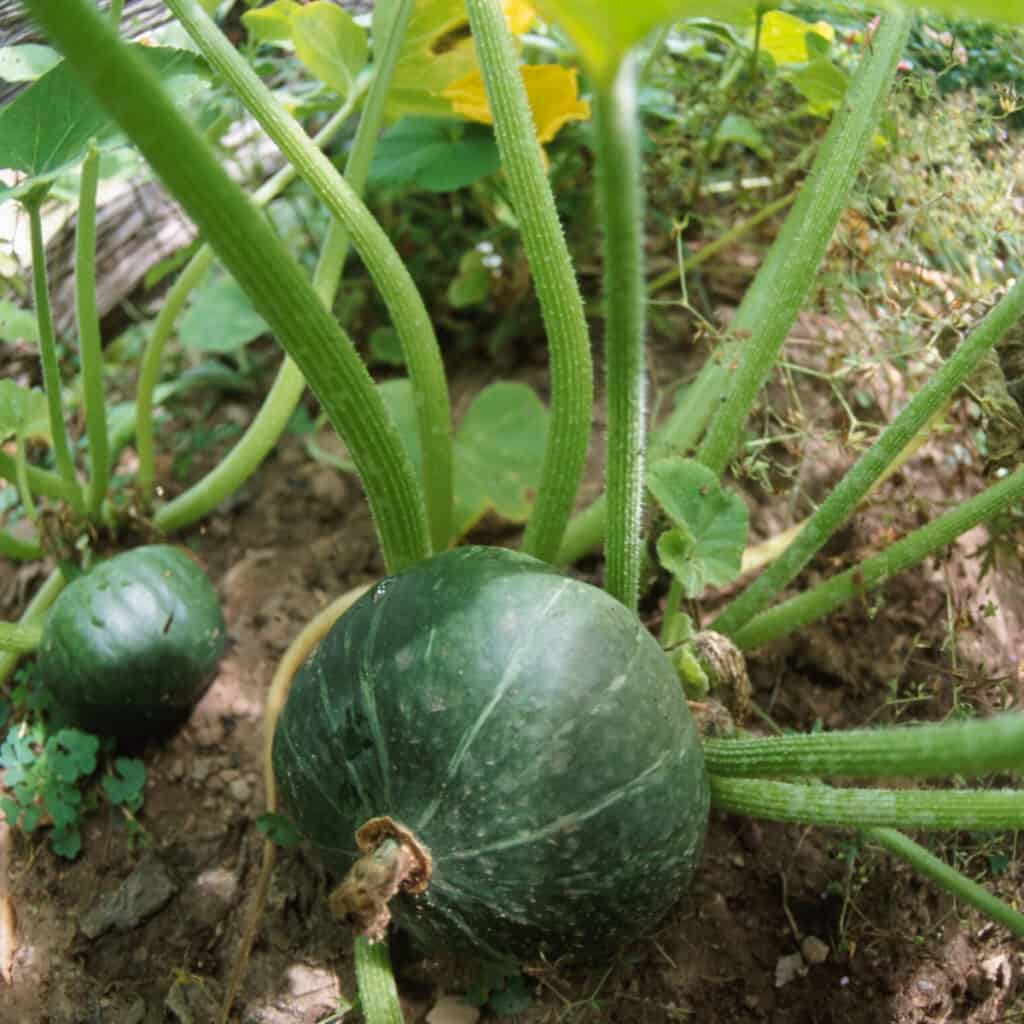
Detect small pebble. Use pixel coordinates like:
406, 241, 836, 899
228, 778, 252, 803
801, 935, 829, 964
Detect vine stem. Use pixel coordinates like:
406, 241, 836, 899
696, 10, 912, 475
0, 451, 80, 505
0, 529, 42, 561
712, 273, 1024, 637
25, 197, 83, 515
705, 712, 1024, 780
465, 0, 593, 565
865, 828, 1024, 938
165, 0, 452, 552
0, 624, 43, 654
708, 776, 1024, 831
354, 937, 404, 1024
592, 52, 646, 611
75, 142, 110, 522
730, 462, 1024, 650
24, 0, 430, 573
0, 569, 64, 687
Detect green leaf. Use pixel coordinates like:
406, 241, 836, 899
103, 757, 146, 811
0, 47, 210, 202
369, 117, 500, 193
713, 112, 769, 158
647, 456, 748, 599
786, 58, 849, 116
488, 973, 533, 1016
0, 44, 61, 83
0, 796, 19, 826
50, 824, 82, 859
448, 250, 492, 309
0, 298, 39, 343
256, 811, 302, 847
46, 728, 99, 783
242, 0, 301, 43
179, 275, 270, 352
40, 778, 80, 829
291, 1, 368, 100
0, 380, 52, 444
452, 382, 548, 536
368, 326, 405, 367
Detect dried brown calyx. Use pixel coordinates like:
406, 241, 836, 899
687, 631, 753, 739
327, 817, 432, 942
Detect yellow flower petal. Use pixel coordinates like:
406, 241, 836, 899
442, 64, 590, 145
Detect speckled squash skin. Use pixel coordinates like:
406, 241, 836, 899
37, 545, 226, 738
273, 546, 709, 962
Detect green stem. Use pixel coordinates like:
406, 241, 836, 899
109, 0, 123, 26
26, 198, 82, 513
658, 576, 686, 646
0, 450, 89, 506
593, 53, 645, 610
353, 937, 404, 1024
25, 0, 430, 573
465, 0, 593, 565
712, 274, 1024, 638
0, 529, 42, 561
865, 828, 1024, 938
731, 463, 1024, 650
705, 712, 1024, 780
137, 93, 360, 510
0, 568, 64, 686
693, 11, 912, 476
164, 0, 452, 553
0, 623, 43, 654
709, 776, 1024, 831
75, 142, 110, 521
13, 433, 38, 524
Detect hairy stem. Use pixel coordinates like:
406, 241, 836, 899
705, 712, 1024, 779
25, 0, 429, 572
712, 273, 1024, 637
696, 11, 912, 475
593, 52, 645, 610
465, 0, 593, 564
731, 463, 1024, 650
0, 568, 64, 686
709, 776, 1024, 830
75, 143, 110, 521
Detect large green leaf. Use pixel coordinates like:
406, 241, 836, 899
647, 456, 748, 599
178, 276, 270, 353
0, 44, 61, 82
0, 46, 210, 203
368, 117, 500, 192
242, 0, 301, 43
290, 2, 368, 100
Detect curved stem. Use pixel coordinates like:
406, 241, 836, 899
0, 450, 90, 506
865, 828, 1024, 938
26, 199, 82, 513
165, 0, 452, 553
0, 623, 43, 654
709, 776, 1024, 831
25, 0, 430, 572
0, 568, 64, 687
712, 274, 1024, 637
696, 11, 912, 475
136, 93, 361, 509
466, 0, 593, 565
731, 463, 1024, 650
705, 712, 1024, 780
593, 52, 645, 610
75, 142, 110, 521
0, 529, 42, 561
354, 937, 404, 1024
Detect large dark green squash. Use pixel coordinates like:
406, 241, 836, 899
273, 546, 709, 962
37, 544, 226, 738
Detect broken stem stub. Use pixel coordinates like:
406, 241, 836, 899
328, 816, 432, 942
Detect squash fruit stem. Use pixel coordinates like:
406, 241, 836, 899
329, 817, 433, 943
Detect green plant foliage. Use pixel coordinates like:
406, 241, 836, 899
447, 248, 493, 309
368, 117, 500, 192
290, 3, 368, 100
0, 381, 51, 443
178, 275, 271, 353
102, 757, 146, 812
242, 0, 301, 44
0, 43, 61, 82
0, 46, 210, 202
465, 961, 534, 1017
255, 811, 302, 847
0, 299, 40, 344
648, 456, 748, 598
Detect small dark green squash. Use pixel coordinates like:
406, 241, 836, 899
273, 546, 709, 962
37, 544, 226, 738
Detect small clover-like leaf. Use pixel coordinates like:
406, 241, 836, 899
256, 812, 302, 847
647, 456, 748, 600
41, 778, 80, 830
0, 796, 19, 826
46, 729, 99, 783
50, 824, 82, 859
103, 758, 146, 811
